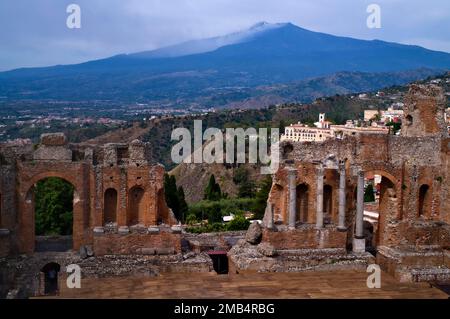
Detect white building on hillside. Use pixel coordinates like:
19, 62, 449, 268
281, 113, 389, 143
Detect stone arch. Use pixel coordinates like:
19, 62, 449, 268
18, 168, 86, 254
104, 188, 118, 224
128, 186, 145, 225
0, 192, 2, 228
296, 183, 309, 223
362, 169, 399, 247
418, 184, 431, 217
25, 177, 77, 252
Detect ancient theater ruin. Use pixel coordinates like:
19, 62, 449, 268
0, 84, 449, 297
0, 136, 180, 257
229, 84, 450, 282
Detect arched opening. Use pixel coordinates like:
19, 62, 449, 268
34, 177, 74, 252
363, 171, 397, 250
296, 184, 309, 223
157, 188, 166, 224
104, 188, 118, 224
128, 186, 145, 225
323, 185, 333, 224
418, 184, 431, 217
208, 251, 229, 274
41, 262, 61, 295
0, 193, 2, 228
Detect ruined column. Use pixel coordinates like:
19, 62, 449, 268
266, 202, 274, 229
338, 163, 346, 231
316, 165, 324, 228
353, 170, 366, 253
287, 168, 297, 229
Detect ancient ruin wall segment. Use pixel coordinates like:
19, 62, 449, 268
264, 85, 449, 262
0, 136, 178, 256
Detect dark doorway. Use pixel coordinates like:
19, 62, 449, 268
323, 185, 333, 224
41, 262, 61, 295
128, 187, 145, 225
104, 188, 118, 223
296, 184, 309, 223
208, 251, 229, 274
418, 184, 430, 217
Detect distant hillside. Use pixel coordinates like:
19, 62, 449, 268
0, 22, 449, 108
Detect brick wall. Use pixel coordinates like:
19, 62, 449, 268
262, 226, 347, 250
93, 231, 182, 255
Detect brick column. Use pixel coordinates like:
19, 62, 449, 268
266, 202, 274, 229
338, 163, 347, 231
353, 170, 365, 253
316, 165, 324, 228
287, 168, 297, 229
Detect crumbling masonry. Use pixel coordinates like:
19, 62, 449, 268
252, 84, 450, 282
0, 84, 449, 295
0, 136, 179, 258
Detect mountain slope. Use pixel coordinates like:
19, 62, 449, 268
0, 22, 449, 104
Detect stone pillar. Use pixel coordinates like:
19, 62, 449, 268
266, 202, 274, 229
287, 168, 297, 229
353, 170, 366, 253
338, 164, 346, 231
316, 165, 324, 228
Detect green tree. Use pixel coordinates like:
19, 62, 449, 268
279, 120, 286, 133
233, 166, 256, 198
164, 174, 189, 222
238, 180, 256, 198
164, 174, 180, 219
386, 120, 401, 134
186, 214, 198, 225
204, 174, 222, 201
35, 177, 74, 236
364, 184, 376, 202
252, 175, 273, 219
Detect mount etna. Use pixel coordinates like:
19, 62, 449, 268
0, 22, 449, 108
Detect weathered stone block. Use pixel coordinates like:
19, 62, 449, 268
352, 238, 365, 253
171, 225, 182, 234
148, 227, 160, 234
156, 247, 175, 255
118, 226, 130, 235
246, 222, 262, 245
40, 133, 67, 146
257, 242, 276, 257
33, 146, 72, 161
136, 247, 156, 255
93, 227, 105, 235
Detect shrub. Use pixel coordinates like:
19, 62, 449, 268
226, 215, 250, 231
188, 198, 256, 223
186, 214, 198, 225
364, 184, 375, 202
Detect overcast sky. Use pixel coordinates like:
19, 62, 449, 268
0, 0, 449, 71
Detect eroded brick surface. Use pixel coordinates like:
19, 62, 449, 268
0, 138, 177, 257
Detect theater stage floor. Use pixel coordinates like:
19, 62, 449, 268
53, 270, 449, 299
